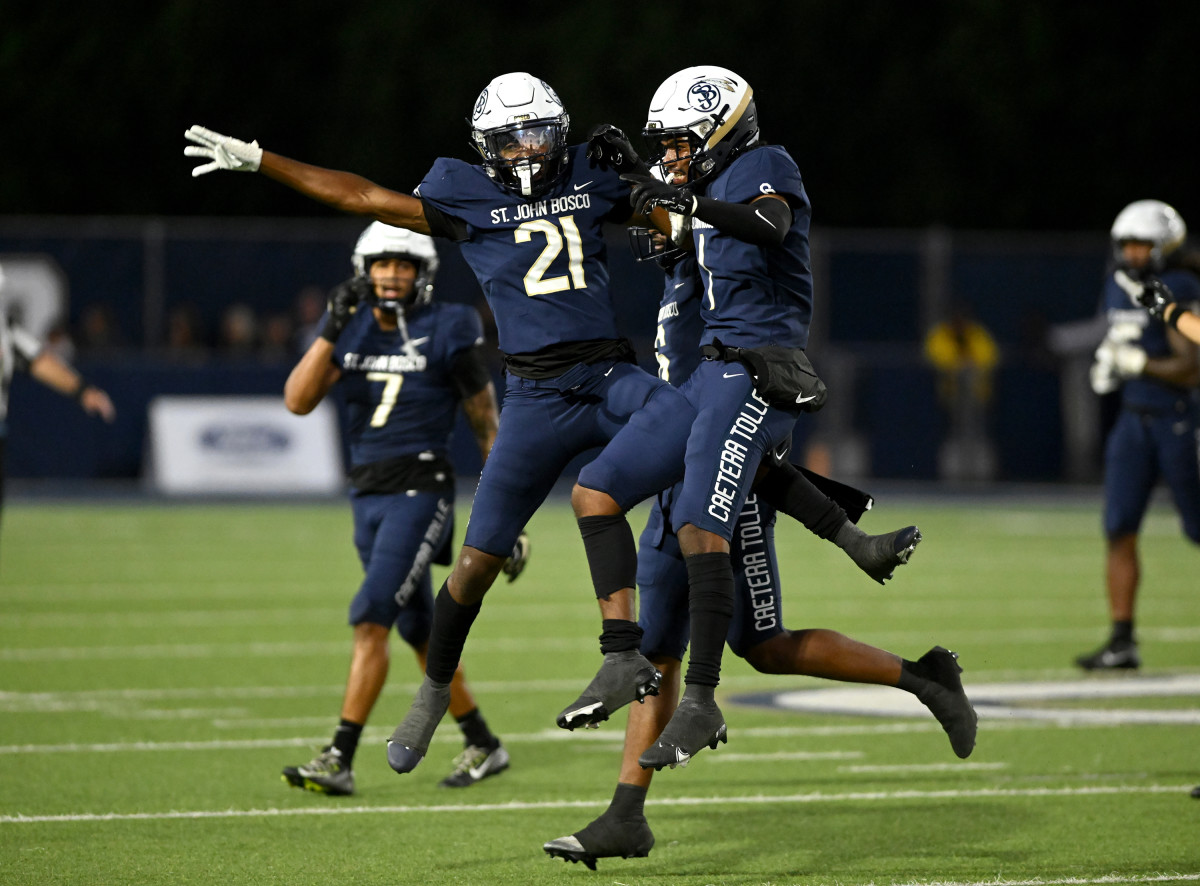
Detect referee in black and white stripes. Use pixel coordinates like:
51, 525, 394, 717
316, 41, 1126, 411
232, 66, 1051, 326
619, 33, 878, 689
1, 263, 116, 540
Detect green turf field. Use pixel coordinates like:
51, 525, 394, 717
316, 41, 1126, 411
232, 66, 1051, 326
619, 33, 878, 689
1, 494, 1197, 885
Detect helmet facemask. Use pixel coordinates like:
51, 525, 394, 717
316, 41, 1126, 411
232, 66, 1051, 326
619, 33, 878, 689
361, 255, 434, 315
646, 133, 700, 186
474, 120, 569, 200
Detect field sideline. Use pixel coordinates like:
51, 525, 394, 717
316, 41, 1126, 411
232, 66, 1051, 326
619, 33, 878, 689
1, 493, 1197, 885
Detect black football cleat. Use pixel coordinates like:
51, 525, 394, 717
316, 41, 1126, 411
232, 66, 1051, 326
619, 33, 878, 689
911, 646, 978, 759
1075, 639, 1140, 671
637, 695, 727, 770
544, 809, 654, 869
557, 651, 662, 730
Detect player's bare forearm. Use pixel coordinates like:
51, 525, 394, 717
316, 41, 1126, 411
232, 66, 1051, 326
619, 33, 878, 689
1164, 303, 1200, 346
284, 339, 341, 415
259, 152, 431, 234
462, 383, 500, 463
29, 351, 89, 399
1144, 331, 1200, 388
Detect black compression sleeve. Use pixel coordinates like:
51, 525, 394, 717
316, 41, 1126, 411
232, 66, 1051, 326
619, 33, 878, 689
449, 344, 493, 400
692, 195, 792, 246
419, 197, 471, 241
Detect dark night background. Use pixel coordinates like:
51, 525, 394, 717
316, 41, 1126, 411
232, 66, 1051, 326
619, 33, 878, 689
4, 1, 1199, 484
4, 0, 1200, 229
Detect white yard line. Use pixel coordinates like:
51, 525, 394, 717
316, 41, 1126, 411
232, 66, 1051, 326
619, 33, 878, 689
0, 783, 1193, 825
881, 876, 1200, 886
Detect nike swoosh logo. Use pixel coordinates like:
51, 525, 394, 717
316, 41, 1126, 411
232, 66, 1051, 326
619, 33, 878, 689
723, 371, 744, 379
574, 181, 593, 191
796, 393, 818, 404
604, 366, 615, 377
754, 208, 778, 228
674, 281, 687, 290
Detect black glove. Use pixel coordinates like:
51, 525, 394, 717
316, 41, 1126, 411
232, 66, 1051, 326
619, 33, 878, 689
1136, 276, 1176, 321
501, 531, 531, 583
320, 277, 371, 341
585, 124, 648, 175
621, 172, 698, 218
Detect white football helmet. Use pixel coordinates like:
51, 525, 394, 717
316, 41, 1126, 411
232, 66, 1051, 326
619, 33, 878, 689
470, 72, 570, 200
643, 65, 759, 185
352, 222, 439, 311
1110, 199, 1187, 271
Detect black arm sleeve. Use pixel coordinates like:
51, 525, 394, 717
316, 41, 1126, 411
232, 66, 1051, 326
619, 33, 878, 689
449, 343, 494, 400
692, 194, 792, 247
420, 197, 471, 242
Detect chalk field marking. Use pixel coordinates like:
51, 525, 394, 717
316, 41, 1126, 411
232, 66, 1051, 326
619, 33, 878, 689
1, 784, 1193, 825
885, 876, 1200, 886
740, 674, 1200, 726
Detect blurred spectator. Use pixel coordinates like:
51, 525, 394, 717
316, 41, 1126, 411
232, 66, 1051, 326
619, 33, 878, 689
76, 303, 125, 355
923, 300, 999, 481
260, 312, 295, 363
292, 284, 327, 354
162, 302, 209, 362
217, 302, 258, 356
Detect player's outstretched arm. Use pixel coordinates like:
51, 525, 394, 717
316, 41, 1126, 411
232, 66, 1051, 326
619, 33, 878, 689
28, 350, 116, 422
184, 125, 430, 233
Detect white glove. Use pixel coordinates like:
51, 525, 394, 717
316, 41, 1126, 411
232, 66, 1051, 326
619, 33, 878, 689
1090, 341, 1120, 395
183, 125, 263, 177
1112, 342, 1147, 377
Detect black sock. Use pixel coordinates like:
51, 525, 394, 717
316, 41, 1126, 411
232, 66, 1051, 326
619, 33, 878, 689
1111, 620, 1134, 644
599, 618, 643, 654
578, 514, 637, 599
683, 552, 734, 687
609, 782, 648, 819
331, 718, 363, 764
756, 462, 849, 539
425, 582, 481, 684
455, 708, 497, 750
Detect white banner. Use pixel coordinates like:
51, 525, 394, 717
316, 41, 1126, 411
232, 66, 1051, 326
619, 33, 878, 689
147, 396, 343, 495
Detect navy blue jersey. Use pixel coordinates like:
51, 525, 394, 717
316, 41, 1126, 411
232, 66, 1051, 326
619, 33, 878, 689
654, 254, 705, 384
415, 145, 631, 356
332, 302, 484, 468
690, 145, 813, 350
1101, 267, 1200, 412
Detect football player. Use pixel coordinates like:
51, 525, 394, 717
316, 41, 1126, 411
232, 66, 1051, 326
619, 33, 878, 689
0, 264, 115, 550
186, 73, 700, 776
545, 180, 975, 874
1079, 200, 1200, 671
566, 65, 858, 769
280, 223, 521, 794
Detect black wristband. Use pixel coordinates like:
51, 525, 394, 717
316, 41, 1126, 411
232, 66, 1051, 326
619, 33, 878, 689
73, 380, 89, 402
1166, 304, 1187, 330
